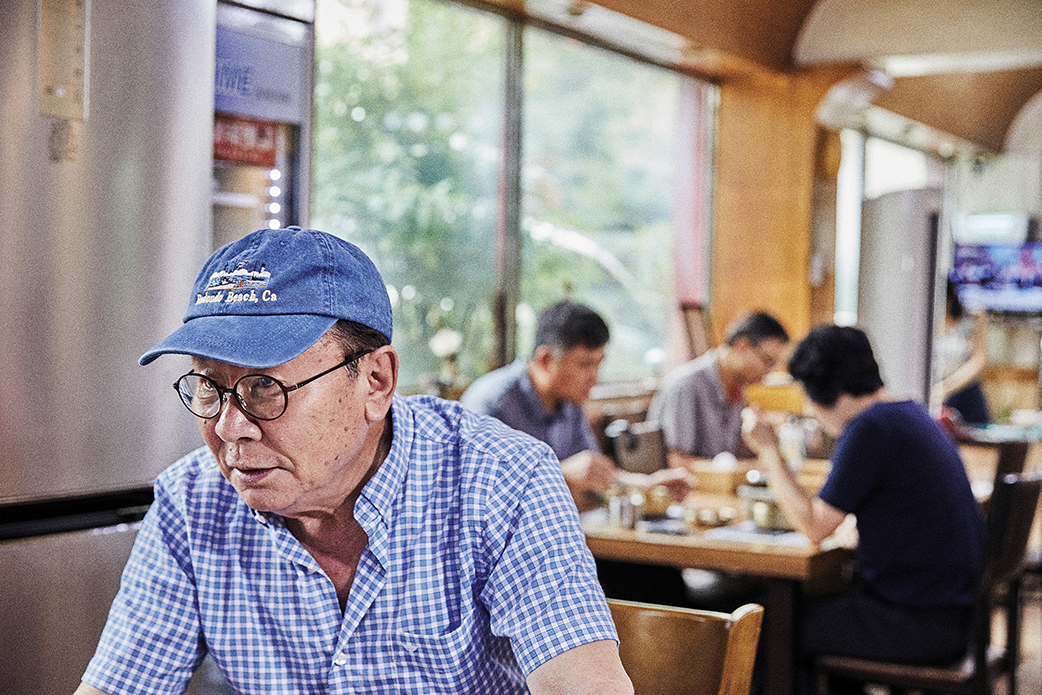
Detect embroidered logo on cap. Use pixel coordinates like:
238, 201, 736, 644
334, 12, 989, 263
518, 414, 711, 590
205, 262, 271, 291
196, 262, 277, 305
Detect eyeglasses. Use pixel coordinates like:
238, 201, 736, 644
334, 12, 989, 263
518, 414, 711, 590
174, 348, 373, 421
750, 341, 779, 371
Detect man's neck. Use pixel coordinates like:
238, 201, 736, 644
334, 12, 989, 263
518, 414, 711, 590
715, 348, 744, 403
840, 388, 891, 425
284, 416, 392, 610
287, 510, 368, 611
527, 362, 561, 412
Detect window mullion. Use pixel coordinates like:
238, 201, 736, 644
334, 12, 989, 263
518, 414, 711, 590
493, 18, 523, 369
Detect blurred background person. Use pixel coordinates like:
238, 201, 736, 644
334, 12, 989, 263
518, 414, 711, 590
461, 300, 696, 606
743, 324, 985, 695
648, 311, 790, 459
935, 279, 990, 424
461, 300, 693, 512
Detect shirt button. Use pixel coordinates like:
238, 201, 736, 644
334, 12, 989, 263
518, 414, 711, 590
334, 652, 349, 666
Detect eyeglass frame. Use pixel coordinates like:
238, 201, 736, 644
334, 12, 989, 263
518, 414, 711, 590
749, 340, 781, 371
173, 347, 374, 421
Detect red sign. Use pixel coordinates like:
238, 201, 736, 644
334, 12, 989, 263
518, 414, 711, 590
213, 112, 278, 167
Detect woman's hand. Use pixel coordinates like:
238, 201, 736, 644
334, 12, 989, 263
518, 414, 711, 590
741, 405, 780, 454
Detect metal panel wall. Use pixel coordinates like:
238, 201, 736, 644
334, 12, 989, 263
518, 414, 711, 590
0, 526, 140, 693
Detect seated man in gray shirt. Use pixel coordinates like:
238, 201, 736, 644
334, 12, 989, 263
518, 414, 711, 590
648, 311, 789, 459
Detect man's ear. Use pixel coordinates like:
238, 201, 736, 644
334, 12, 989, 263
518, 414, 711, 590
730, 336, 753, 354
363, 345, 398, 422
532, 345, 555, 370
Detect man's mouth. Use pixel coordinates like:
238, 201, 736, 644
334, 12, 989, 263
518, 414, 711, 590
230, 467, 277, 484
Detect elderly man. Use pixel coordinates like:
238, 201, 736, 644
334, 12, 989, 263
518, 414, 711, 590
648, 311, 790, 459
75, 228, 631, 695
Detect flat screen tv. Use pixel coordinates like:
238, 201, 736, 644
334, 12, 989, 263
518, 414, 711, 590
951, 242, 1042, 313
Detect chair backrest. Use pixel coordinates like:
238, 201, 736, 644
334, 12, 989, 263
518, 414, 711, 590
994, 441, 1030, 481
680, 302, 713, 359
966, 472, 1042, 682
981, 473, 1041, 590
609, 599, 764, 695
979, 441, 1030, 521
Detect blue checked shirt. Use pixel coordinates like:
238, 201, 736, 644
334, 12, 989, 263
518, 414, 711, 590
83, 394, 616, 694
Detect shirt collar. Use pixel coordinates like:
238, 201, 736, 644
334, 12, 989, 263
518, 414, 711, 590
357, 393, 409, 524
518, 359, 558, 421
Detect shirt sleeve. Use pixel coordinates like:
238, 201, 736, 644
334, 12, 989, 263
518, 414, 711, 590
81, 480, 204, 695
478, 442, 618, 676
818, 413, 886, 514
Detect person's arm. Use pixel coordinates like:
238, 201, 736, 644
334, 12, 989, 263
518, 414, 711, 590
559, 450, 619, 511
526, 640, 633, 695
939, 314, 987, 398
73, 683, 109, 695
742, 407, 845, 544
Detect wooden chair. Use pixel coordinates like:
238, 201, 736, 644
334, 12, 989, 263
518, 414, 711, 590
813, 473, 1042, 695
983, 438, 1030, 687
995, 440, 1031, 480
680, 302, 713, 359
609, 599, 764, 695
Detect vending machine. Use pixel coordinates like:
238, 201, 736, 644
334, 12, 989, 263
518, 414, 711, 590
212, 2, 314, 249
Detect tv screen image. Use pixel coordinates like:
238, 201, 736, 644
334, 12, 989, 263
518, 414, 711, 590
951, 242, 1042, 313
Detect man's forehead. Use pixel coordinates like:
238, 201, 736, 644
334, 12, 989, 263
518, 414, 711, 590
560, 344, 605, 363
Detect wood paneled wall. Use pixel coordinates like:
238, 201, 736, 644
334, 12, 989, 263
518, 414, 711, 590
709, 64, 858, 341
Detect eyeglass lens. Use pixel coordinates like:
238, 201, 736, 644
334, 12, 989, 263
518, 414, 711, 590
176, 373, 287, 420
753, 342, 777, 370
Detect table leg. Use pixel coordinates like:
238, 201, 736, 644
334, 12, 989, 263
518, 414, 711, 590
762, 577, 800, 695
1006, 575, 1021, 695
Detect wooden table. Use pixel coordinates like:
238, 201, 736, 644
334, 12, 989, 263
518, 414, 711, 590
584, 520, 850, 695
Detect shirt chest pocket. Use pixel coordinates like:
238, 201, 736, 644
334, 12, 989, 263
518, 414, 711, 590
393, 608, 484, 692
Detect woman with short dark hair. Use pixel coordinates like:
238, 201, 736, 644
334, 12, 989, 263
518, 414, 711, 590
743, 324, 985, 695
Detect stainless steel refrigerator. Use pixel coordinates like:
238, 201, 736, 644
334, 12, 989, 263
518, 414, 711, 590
858, 187, 942, 404
0, 0, 216, 691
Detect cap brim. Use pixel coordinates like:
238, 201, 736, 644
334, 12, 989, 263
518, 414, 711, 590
139, 314, 339, 368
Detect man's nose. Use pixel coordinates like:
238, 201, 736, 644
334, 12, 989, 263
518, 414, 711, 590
212, 393, 260, 441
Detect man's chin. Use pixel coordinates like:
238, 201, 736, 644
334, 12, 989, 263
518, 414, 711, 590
224, 471, 290, 512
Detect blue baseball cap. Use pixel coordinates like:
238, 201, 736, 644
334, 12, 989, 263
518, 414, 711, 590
140, 227, 392, 368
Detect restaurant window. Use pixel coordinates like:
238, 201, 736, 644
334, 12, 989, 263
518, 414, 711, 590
519, 30, 682, 382
313, 0, 708, 392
